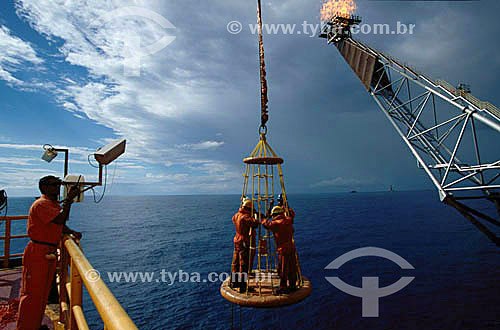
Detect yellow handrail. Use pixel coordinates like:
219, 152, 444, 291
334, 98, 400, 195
1, 216, 136, 328
61, 236, 138, 330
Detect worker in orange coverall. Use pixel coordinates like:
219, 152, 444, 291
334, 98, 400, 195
231, 199, 259, 293
261, 205, 297, 295
17, 176, 81, 330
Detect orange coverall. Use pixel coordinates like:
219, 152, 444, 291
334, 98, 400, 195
17, 195, 62, 330
262, 210, 297, 290
231, 208, 259, 288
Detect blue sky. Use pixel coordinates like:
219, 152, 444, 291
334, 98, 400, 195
1, 0, 499, 196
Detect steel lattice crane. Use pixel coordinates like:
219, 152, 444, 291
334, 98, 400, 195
320, 15, 500, 246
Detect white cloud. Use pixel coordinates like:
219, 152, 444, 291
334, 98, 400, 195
116, 162, 146, 169
0, 25, 43, 86
0, 167, 59, 193
0, 143, 49, 151
0, 143, 94, 158
14, 0, 232, 172
0, 157, 36, 166
62, 102, 79, 112
176, 141, 225, 150
145, 172, 189, 182
0, 67, 23, 85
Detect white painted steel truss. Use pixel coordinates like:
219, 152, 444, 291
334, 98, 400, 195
352, 38, 500, 201
321, 18, 500, 245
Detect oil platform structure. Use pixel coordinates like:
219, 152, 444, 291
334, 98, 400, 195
320, 14, 500, 246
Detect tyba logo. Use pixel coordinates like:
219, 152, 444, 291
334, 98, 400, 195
325, 247, 415, 317
90, 7, 176, 77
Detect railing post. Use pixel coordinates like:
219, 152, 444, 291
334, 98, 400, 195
70, 257, 83, 330
64, 238, 138, 329
3, 219, 11, 268
59, 241, 69, 325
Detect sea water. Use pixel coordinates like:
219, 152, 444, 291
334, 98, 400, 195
4, 192, 500, 329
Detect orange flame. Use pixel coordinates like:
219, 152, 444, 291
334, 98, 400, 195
320, 0, 357, 21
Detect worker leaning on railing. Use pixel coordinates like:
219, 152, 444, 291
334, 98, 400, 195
16, 175, 82, 330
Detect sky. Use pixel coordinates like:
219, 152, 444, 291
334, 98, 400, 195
1, 0, 499, 197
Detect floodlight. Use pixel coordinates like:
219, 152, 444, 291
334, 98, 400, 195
41, 145, 69, 177
40, 139, 127, 200
41, 145, 58, 163
94, 139, 126, 165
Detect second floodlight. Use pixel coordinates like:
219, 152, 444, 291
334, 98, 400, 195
94, 139, 126, 165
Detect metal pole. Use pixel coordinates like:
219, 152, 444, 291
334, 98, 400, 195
470, 117, 485, 185
54, 148, 69, 178
64, 237, 138, 329
70, 258, 83, 329
445, 198, 500, 247
64, 151, 68, 178
3, 219, 10, 268
441, 113, 471, 185
372, 93, 447, 200
59, 241, 69, 324
388, 64, 500, 134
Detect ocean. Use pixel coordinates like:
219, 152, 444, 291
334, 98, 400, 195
4, 191, 500, 329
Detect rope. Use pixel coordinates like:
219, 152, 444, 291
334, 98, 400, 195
257, 0, 269, 130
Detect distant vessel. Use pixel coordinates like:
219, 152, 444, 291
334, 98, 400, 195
389, 185, 394, 192
350, 190, 357, 193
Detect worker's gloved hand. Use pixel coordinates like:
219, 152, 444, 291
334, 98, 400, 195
266, 200, 274, 217
71, 231, 83, 240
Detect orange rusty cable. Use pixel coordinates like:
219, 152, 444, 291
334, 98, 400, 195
257, 0, 269, 130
